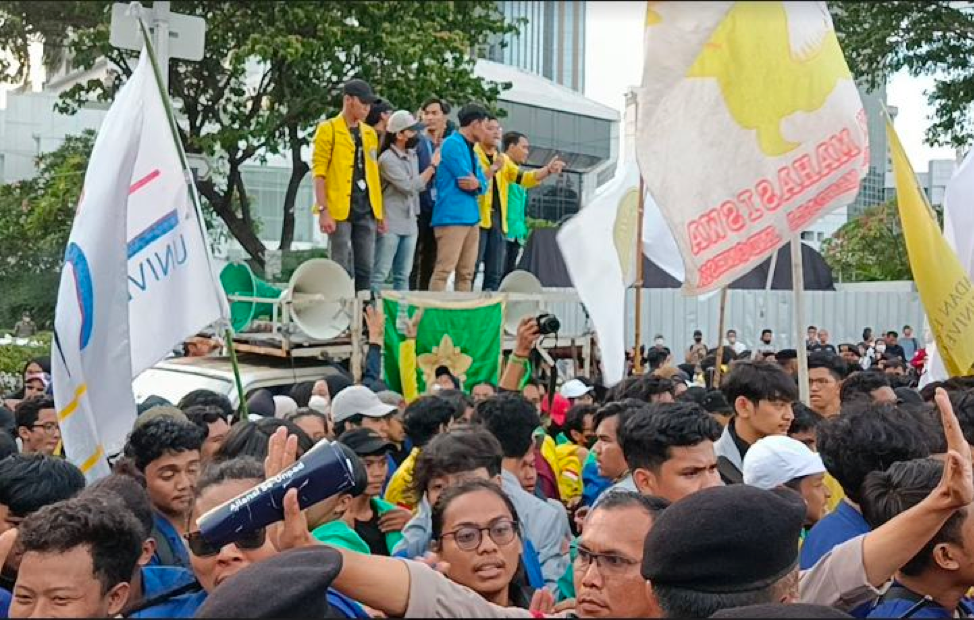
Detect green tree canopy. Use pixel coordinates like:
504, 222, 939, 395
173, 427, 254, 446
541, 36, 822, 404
0, 1, 517, 268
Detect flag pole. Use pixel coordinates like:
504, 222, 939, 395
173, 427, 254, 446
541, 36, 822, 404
136, 13, 249, 420
791, 236, 810, 405
633, 176, 646, 375
712, 287, 729, 387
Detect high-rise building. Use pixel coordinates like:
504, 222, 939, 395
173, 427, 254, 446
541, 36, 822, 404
486, 1, 586, 93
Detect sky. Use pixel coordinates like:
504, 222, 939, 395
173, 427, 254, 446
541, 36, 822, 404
584, 1, 957, 172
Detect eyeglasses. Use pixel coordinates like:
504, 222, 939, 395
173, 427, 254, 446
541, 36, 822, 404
572, 542, 640, 576
185, 528, 266, 557
31, 423, 59, 434
440, 519, 518, 551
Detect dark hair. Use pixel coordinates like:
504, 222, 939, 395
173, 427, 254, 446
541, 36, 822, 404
817, 403, 934, 503
593, 399, 647, 430
788, 402, 825, 436
124, 417, 205, 472
645, 348, 669, 371
411, 426, 503, 502
860, 458, 961, 576
807, 352, 847, 381
437, 389, 475, 423
885, 359, 906, 371
948, 391, 974, 445
761, 329, 772, 337
16, 494, 144, 594
840, 371, 892, 404
430, 478, 518, 541
177, 389, 233, 419
182, 405, 227, 435
365, 99, 393, 127
421, 97, 451, 115
196, 457, 266, 498
563, 404, 598, 442
478, 393, 541, 459
653, 573, 798, 619
591, 490, 670, 519
0, 454, 85, 518
887, 330, 899, 339
618, 403, 721, 474
14, 396, 55, 431
606, 375, 675, 403
289, 382, 316, 408
403, 396, 455, 448
502, 131, 526, 151
82, 474, 153, 539
285, 408, 330, 431
457, 103, 489, 127
214, 418, 314, 462
721, 361, 798, 413
472, 382, 497, 395
775, 349, 798, 363
808, 326, 817, 332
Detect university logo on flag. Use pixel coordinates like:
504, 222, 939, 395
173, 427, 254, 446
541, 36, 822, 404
636, 1, 868, 294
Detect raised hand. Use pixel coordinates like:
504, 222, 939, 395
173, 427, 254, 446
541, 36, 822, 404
933, 387, 974, 511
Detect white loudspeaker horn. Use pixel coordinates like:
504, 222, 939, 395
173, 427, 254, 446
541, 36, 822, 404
499, 270, 543, 335
287, 259, 355, 340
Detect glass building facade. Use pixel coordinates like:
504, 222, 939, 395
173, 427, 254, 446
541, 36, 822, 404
487, 1, 586, 92
848, 85, 889, 217
240, 165, 316, 246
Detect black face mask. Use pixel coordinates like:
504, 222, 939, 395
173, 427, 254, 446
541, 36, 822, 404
694, 336, 702, 343
405, 136, 419, 150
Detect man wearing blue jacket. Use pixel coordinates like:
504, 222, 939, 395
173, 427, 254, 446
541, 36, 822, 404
429, 103, 499, 292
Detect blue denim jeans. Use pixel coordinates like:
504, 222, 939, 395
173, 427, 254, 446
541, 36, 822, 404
477, 219, 507, 291
372, 232, 418, 292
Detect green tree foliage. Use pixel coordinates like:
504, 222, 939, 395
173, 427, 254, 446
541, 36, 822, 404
832, 2, 974, 147
821, 199, 944, 282
0, 132, 93, 328
0, 1, 517, 267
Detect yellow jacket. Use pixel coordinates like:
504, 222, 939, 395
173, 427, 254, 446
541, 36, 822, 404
311, 114, 383, 221
474, 145, 540, 233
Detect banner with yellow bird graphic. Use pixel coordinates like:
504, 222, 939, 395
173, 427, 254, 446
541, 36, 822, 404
636, 1, 869, 295
887, 119, 974, 378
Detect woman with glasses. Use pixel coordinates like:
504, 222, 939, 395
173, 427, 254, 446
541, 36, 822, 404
430, 479, 533, 609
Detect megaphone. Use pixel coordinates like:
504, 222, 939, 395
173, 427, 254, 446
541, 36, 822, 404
220, 262, 285, 333
498, 270, 543, 335
287, 259, 355, 340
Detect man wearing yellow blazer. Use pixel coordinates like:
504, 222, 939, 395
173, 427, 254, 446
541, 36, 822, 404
474, 116, 565, 290
312, 79, 385, 292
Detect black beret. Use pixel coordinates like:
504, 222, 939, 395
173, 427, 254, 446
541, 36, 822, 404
196, 545, 344, 618
711, 603, 852, 618
641, 485, 805, 593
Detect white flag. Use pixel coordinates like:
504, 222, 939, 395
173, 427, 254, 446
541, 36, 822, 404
52, 53, 149, 480
636, 2, 867, 295
126, 52, 227, 375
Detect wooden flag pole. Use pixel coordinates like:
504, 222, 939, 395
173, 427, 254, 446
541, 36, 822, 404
633, 176, 646, 374
791, 236, 811, 405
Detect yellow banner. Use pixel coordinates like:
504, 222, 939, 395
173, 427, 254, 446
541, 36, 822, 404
887, 119, 974, 377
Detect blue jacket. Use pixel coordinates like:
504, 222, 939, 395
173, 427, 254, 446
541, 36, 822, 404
800, 500, 871, 570
581, 455, 612, 507
0, 587, 9, 618
129, 566, 201, 618
432, 131, 486, 228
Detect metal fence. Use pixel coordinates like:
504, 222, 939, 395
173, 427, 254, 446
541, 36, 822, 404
541, 287, 926, 352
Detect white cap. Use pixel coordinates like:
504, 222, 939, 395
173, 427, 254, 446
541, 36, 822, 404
743, 435, 826, 490
386, 110, 424, 135
273, 395, 298, 419
331, 385, 397, 423
560, 379, 593, 400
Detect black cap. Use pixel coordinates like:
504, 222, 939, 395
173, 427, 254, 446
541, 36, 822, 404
338, 428, 394, 457
712, 604, 852, 618
335, 443, 368, 498
700, 390, 732, 414
343, 79, 377, 104
693, 330, 703, 337
641, 485, 805, 593
196, 546, 344, 618
775, 349, 799, 361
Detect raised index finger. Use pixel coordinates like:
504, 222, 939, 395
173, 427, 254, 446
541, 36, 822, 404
936, 388, 968, 464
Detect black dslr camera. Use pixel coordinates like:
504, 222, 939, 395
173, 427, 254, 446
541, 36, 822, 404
536, 313, 561, 335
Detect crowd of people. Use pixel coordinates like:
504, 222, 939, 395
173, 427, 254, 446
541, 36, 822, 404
1, 311, 974, 619
311, 78, 565, 294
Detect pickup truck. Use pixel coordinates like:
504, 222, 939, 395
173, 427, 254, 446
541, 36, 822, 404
132, 354, 347, 407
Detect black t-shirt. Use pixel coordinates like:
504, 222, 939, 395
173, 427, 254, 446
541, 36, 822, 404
354, 508, 389, 556
350, 126, 370, 214
485, 153, 502, 220
886, 344, 906, 360
809, 344, 837, 356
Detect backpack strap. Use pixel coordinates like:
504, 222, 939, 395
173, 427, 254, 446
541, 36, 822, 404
717, 456, 743, 485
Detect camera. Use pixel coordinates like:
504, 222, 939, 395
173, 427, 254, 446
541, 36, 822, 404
536, 313, 561, 335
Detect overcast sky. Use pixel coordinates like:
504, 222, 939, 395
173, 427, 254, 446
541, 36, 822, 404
584, 1, 957, 171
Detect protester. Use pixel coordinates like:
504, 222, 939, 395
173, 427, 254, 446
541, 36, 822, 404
839, 371, 897, 405
474, 118, 564, 291
806, 325, 819, 348
384, 395, 454, 511
284, 408, 331, 444
182, 405, 230, 463
372, 110, 440, 292
800, 402, 935, 570
411, 97, 455, 291
885, 330, 907, 361
0, 455, 85, 535
776, 349, 799, 377
472, 382, 498, 402
9, 495, 144, 619
500, 132, 534, 277
331, 385, 398, 438
13, 397, 59, 456
3, 358, 50, 409
560, 379, 595, 406
837, 343, 862, 369
725, 329, 747, 355
561, 404, 598, 459
687, 330, 708, 366
787, 403, 825, 452
429, 103, 491, 292
364, 98, 393, 142
338, 428, 410, 556
176, 390, 233, 421
312, 78, 385, 291
122, 417, 205, 569
754, 329, 775, 359
807, 353, 845, 419
715, 361, 798, 484
700, 389, 734, 427
900, 325, 920, 362
809, 329, 837, 355
214, 417, 314, 462
590, 400, 645, 504
618, 402, 722, 503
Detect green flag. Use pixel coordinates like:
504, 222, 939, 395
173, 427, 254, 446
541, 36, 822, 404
382, 295, 504, 394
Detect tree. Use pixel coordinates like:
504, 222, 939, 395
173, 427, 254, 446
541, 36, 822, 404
0, 131, 93, 328
0, 1, 517, 269
832, 2, 974, 147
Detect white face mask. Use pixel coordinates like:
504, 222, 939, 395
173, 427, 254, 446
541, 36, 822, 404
876, 344, 887, 353
655, 338, 665, 346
